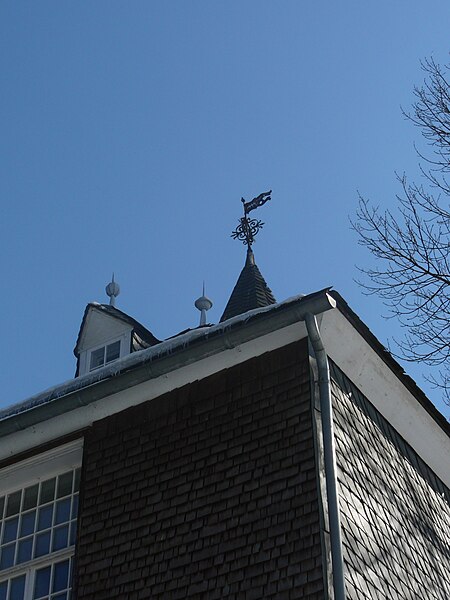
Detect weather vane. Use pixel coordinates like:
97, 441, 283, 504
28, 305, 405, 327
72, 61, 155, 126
231, 190, 272, 248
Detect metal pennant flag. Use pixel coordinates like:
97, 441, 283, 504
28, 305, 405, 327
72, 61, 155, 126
242, 190, 272, 215
231, 190, 272, 248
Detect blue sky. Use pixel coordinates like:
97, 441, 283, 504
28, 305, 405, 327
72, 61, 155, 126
0, 2, 449, 416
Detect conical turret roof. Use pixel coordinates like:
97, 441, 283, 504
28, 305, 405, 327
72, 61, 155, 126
220, 248, 276, 322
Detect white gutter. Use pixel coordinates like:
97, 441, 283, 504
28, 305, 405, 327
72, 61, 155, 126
305, 312, 346, 600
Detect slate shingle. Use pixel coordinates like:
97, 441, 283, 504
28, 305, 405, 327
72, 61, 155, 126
220, 249, 276, 322
74, 340, 324, 599
331, 362, 450, 600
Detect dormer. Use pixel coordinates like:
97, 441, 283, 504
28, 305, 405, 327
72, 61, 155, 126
74, 303, 160, 377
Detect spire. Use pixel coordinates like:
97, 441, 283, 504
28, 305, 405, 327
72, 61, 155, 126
220, 247, 276, 322
221, 191, 276, 322
220, 190, 276, 322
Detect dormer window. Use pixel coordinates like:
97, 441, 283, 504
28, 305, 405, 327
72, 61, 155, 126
74, 302, 160, 377
89, 340, 121, 371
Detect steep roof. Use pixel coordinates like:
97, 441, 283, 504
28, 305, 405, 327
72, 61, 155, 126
220, 248, 276, 322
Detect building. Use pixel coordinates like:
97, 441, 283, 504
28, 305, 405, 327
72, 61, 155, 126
0, 240, 449, 599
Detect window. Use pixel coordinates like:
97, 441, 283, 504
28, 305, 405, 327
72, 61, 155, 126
0, 468, 79, 600
0, 557, 72, 600
33, 557, 72, 600
89, 340, 121, 371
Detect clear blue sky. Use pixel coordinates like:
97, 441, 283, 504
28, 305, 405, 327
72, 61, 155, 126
0, 2, 449, 416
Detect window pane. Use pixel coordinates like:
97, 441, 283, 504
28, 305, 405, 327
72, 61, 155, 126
10, 575, 25, 600
34, 565, 51, 598
55, 500, 70, 525
52, 525, 69, 552
6, 492, 21, 517
3, 517, 19, 543
56, 474, 72, 500
106, 341, 120, 363
34, 531, 50, 558
39, 479, 55, 505
0, 497, 5, 520
0, 543, 15, 570
53, 560, 69, 592
23, 485, 39, 511
17, 537, 33, 564
90, 347, 104, 370
37, 506, 53, 531
0, 581, 7, 600
20, 511, 36, 537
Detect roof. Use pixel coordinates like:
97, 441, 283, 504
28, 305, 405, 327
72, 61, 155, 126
0, 290, 333, 427
0, 288, 449, 477
220, 249, 276, 322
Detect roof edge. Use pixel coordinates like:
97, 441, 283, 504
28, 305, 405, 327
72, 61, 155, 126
329, 291, 450, 437
0, 290, 336, 436
2, 288, 448, 443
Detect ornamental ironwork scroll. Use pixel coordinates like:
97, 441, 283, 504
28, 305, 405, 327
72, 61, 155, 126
231, 190, 272, 248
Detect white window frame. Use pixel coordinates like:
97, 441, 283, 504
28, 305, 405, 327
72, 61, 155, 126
0, 440, 83, 600
1, 550, 73, 600
89, 339, 121, 371
78, 331, 130, 376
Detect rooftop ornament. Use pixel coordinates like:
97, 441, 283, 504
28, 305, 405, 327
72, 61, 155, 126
194, 282, 213, 327
231, 190, 272, 248
105, 273, 120, 307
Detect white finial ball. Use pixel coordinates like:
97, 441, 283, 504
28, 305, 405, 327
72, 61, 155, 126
195, 295, 212, 312
106, 279, 120, 299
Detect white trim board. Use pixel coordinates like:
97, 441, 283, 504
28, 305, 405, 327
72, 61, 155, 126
0, 439, 83, 497
320, 309, 450, 489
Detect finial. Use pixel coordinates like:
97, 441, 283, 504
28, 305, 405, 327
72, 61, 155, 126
231, 190, 272, 248
195, 282, 213, 326
105, 273, 120, 307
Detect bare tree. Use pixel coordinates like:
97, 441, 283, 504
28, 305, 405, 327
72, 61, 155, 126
353, 58, 450, 400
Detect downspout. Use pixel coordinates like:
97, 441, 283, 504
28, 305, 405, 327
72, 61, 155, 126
305, 312, 346, 600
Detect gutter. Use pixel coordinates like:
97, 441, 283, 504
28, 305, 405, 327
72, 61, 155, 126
0, 290, 336, 438
305, 312, 346, 600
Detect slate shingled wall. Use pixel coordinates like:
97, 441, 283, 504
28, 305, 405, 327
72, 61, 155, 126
75, 340, 325, 599
331, 364, 450, 600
